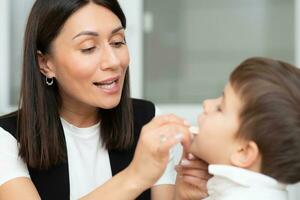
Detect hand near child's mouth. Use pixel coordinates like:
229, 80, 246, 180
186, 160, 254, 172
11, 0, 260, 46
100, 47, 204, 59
189, 126, 199, 135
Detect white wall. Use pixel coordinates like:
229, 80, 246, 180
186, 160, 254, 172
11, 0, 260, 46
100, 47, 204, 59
283, 1, 300, 198
0, 0, 10, 114
296, 0, 300, 67
289, 1, 300, 196
118, 0, 144, 98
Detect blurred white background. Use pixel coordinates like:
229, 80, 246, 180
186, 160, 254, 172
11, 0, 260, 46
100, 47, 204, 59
0, 0, 299, 198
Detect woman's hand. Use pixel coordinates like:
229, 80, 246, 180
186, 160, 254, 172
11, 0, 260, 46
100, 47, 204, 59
81, 115, 192, 200
175, 153, 211, 200
126, 114, 192, 190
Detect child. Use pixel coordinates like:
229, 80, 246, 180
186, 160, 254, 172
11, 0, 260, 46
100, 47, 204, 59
189, 57, 300, 200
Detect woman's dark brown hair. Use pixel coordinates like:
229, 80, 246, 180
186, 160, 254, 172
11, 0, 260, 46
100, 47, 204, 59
19, 0, 133, 169
230, 57, 300, 183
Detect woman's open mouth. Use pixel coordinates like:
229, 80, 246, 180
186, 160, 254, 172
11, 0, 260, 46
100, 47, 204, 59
93, 76, 121, 94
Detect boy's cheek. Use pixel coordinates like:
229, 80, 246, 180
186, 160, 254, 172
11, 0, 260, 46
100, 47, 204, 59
188, 137, 197, 155
197, 114, 205, 125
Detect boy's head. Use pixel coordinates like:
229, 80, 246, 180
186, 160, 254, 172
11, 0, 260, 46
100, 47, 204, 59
190, 57, 300, 183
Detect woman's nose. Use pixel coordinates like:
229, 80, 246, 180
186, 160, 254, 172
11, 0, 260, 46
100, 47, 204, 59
99, 45, 121, 71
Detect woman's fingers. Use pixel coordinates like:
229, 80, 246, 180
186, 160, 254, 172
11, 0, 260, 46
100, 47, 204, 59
155, 123, 192, 156
175, 156, 211, 194
175, 173, 209, 200
180, 158, 209, 170
179, 175, 208, 189
129, 114, 193, 188
142, 114, 193, 155
143, 114, 187, 131
175, 165, 211, 181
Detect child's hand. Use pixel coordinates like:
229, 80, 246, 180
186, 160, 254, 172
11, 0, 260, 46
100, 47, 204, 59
174, 154, 211, 200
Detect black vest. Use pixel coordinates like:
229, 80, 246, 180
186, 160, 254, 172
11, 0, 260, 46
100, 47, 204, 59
0, 99, 155, 200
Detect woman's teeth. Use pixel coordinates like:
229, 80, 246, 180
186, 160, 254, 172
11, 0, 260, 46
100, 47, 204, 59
100, 81, 116, 89
94, 80, 117, 89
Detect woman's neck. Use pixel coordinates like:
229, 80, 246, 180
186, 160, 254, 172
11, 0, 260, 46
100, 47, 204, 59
60, 103, 99, 128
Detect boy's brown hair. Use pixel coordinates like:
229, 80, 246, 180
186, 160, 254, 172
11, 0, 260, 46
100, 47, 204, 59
230, 57, 300, 184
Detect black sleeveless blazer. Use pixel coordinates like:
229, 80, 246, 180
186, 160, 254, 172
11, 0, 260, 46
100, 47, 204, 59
0, 99, 155, 200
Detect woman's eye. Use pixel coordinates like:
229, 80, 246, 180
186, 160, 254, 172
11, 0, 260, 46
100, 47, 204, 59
216, 105, 222, 112
81, 47, 96, 54
111, 41, 126, 48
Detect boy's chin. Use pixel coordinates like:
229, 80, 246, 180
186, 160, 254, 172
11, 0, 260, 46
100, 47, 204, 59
188, 142, 201, 158
188, 143, 211, 163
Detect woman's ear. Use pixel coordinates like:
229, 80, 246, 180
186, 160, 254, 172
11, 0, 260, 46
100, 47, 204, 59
37, 51, 56, 78
230, 140, 260, 168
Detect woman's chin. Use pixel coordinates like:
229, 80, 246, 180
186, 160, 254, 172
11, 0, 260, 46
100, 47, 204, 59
97, 97, 122, 109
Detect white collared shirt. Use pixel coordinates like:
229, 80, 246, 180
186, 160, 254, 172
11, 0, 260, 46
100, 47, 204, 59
204, 164, 288, 200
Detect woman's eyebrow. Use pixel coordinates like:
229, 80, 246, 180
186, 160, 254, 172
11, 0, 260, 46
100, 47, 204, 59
72, 26, 124, 40
72, 31, 98, 40
111, 26, 124, 34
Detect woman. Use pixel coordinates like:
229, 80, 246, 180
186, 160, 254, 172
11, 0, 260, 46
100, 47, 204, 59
0, 0, 208, 199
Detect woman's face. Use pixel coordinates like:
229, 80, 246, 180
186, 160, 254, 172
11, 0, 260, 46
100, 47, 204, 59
189, 83, 242, 165
45, 3, 129, 111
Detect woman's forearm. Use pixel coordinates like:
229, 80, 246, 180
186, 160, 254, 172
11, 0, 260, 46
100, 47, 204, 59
151, 184, 175, 200
80, 167, 146, 200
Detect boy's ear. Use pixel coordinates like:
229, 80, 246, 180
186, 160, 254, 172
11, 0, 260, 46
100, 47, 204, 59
230, 140, 259, 168
37, 51, 56, 78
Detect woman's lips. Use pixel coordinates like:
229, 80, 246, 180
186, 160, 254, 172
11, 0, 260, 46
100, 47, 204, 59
93, 76, 121, 94
97, 75, 120, 84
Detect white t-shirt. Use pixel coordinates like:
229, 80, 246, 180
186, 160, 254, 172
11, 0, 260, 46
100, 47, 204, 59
0, 117, 177, 199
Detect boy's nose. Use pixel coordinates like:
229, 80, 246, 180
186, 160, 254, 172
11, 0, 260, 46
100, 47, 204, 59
202, 99, 210, 113
202, 99, 217, 114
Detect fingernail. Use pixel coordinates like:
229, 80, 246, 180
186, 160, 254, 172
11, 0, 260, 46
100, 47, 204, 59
175, 132, 183, 141
181, 159, 190, 166
188, 153, 195, 160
